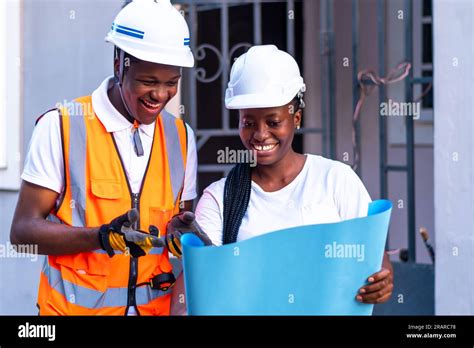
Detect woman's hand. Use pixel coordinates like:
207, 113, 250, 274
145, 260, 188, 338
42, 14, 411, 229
356, 252, 394, 304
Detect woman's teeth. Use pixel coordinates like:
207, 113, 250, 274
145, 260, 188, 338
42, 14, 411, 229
141, 99, 161, 110
252, 143, 278, 152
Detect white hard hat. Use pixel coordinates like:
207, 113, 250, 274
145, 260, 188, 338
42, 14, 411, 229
105, 0, 194, 68
225, 45, 305, 109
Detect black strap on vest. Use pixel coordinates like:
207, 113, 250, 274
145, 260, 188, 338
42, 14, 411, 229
222, 163, 252, 244
150, 273, 176, 292
136, 272, 176, 292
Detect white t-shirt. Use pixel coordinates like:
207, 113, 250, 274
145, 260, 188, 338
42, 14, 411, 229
195, 154, 372, 246
22, 76, 197, 199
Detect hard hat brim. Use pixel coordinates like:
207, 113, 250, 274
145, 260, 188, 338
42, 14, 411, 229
225, 84, 304, 110
225, 94, 293, 110
106, 35, 195, 68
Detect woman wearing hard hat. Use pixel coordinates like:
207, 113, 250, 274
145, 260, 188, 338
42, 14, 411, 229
11, 0, 197, 315
192, 45, 393, 305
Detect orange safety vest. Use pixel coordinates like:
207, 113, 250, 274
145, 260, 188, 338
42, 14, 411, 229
37, 96, 188, 315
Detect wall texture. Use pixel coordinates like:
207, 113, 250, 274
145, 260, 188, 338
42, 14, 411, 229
434, 0, 474, 315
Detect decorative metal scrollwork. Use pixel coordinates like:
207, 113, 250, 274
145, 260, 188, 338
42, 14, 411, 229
193, 42, 252, 83
194, 44, 224, 83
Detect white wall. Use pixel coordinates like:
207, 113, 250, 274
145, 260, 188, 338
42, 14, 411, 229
434, 0, 474, 315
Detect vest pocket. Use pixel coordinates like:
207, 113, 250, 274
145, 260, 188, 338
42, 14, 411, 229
49, 253, 112, 312
149, 206, 175, 239
91, 180, 123, 199
54, 253, 111, 293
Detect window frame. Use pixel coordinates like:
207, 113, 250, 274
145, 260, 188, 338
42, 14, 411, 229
413, 0, 433, 122
0, 0, 22, 190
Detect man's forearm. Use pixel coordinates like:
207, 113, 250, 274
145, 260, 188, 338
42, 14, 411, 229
11, 217, 101, 255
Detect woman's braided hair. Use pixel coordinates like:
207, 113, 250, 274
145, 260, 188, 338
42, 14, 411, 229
222, 163, 252, 244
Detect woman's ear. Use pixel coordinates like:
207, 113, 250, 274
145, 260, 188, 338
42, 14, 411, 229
294, 109, 302, 129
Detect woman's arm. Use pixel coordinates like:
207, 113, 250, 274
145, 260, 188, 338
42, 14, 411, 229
194, 184, 225, 246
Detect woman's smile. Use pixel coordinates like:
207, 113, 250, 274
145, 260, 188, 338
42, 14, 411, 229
251, 142, 280, 154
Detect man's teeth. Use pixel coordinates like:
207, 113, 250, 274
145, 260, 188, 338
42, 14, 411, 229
142, 99, 160, 109
253, 144, 277, 151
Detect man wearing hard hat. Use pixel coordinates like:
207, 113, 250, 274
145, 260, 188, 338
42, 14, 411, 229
10, 0, 197, 315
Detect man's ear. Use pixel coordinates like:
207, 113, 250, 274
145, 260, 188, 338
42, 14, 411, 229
113, 56, 120, 83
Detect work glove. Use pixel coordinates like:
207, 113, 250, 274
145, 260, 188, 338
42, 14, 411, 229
98, 209, 165, 258
164, 211, 213, 258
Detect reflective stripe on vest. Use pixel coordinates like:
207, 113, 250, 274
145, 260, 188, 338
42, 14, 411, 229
161, 110, 185, 205
69, 111, 87, 227
41, 258, 171, 309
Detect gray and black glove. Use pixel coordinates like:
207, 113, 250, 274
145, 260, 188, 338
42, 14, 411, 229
99, 209, 164, 258
164, 211, 213, 258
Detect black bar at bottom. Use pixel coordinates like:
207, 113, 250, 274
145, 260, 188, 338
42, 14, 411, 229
0, 315, 473, 345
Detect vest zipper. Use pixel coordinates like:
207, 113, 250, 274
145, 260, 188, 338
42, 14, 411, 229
127, 192, 140, 314
110, 127, 156, 316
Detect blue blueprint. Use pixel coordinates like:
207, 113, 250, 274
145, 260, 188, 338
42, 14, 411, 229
182, 199, 392, 315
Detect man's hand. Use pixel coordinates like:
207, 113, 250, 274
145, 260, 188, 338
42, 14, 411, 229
356, 252, 394, 304
99, 209, 164, 258
165, 211, 213, 258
